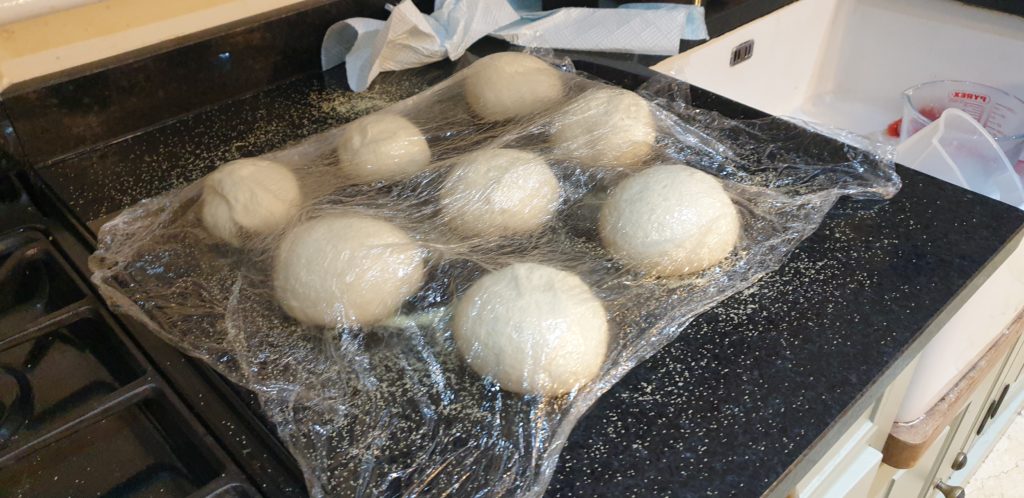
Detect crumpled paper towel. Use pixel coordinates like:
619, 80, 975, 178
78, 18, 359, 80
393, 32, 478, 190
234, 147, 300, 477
493, 3, 707, 56
322, 0, 706, 92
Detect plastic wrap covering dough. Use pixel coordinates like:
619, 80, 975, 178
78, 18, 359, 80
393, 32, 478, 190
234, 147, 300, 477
90, 51, 899, 497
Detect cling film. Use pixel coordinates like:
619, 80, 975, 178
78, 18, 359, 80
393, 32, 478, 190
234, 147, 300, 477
90, 51, 899, 497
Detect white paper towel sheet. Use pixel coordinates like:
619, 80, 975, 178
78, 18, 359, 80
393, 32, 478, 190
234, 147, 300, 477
322, 0, 706, 92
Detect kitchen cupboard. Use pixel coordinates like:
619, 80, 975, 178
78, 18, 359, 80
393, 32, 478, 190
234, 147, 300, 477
792, 311, 1024, 498
790, 359, 918, 498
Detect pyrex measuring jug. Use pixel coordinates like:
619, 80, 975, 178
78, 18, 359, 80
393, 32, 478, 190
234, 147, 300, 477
901, 81, 1024, 162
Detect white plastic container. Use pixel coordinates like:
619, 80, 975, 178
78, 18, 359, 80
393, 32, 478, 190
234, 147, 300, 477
895, 108, 1023, 208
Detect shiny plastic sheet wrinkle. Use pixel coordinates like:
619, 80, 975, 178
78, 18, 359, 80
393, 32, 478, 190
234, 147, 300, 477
90, 52, 898, 497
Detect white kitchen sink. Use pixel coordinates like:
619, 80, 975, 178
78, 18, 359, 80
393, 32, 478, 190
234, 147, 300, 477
653, 0, 1024, 148
652, 0, 1024, 423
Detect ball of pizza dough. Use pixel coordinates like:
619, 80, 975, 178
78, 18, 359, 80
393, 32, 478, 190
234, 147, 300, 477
550, 88, 656, 169
453, 263, 609, 396
273, 214, 425, 327
599, 164, 740, 276
439, 148, 560, 237
464, 52, 564, 122
200, 158, 301, 246
336, 113, 431, 183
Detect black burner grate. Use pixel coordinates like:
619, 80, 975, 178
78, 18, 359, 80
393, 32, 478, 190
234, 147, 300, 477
0, 172, 302, 497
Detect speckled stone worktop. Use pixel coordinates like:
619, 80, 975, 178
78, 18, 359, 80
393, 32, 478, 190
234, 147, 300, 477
35, 60, 1024, 497
549, 165, 1024, 497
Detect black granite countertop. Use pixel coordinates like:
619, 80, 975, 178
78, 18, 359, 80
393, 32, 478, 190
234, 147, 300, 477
551, 167, 1023, 497
0, 0, 799, 167
32, 55, 1024, 497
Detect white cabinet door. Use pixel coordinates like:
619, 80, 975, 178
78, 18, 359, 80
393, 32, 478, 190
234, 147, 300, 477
957, 340, 1015, 457
934, 357, 1007, 482
820, 447, 883, 498
794, 418, 877, 498
795, 361, 920, 498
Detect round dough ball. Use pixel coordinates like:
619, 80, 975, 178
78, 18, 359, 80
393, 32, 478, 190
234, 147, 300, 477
440, 148, 560, 237
550, 88, 656, 169
201, 158, 301, 246
336, 113, 431, 183
273, 214, 425, 327
599, 164, 740, 276
453, 263, 609, 396
464, 52, 564, 122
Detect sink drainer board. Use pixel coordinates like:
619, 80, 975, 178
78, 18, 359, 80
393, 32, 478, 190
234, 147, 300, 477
0, 171, 307, 496
654, 0, 1024, 152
